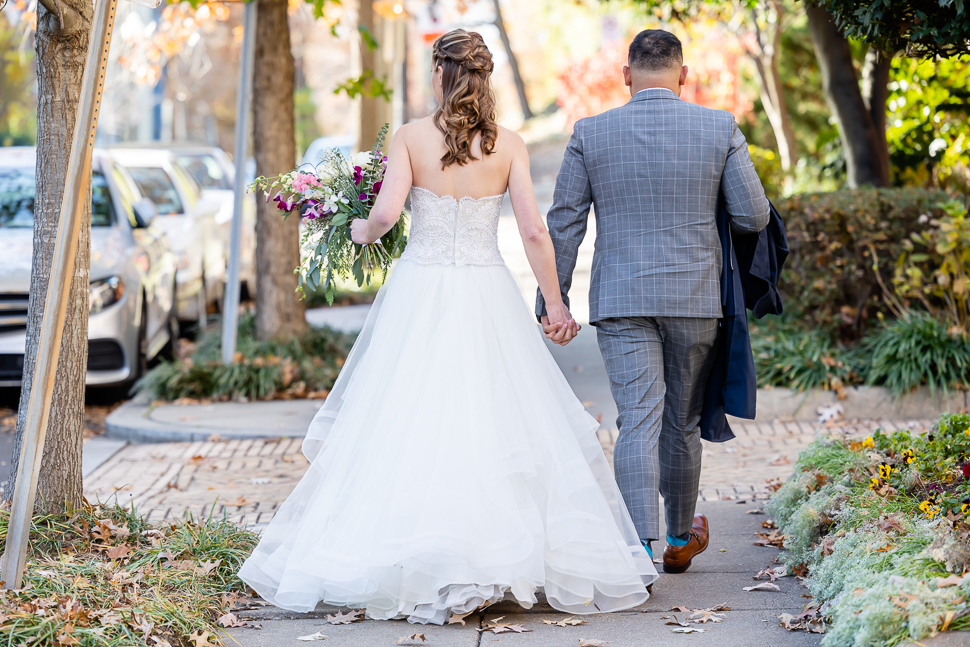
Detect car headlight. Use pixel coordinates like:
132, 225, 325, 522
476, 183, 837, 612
89, 276, 125, 314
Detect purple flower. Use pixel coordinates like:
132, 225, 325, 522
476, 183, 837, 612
373, 180, 383, 195
359, 193, 368, 202
962, 463, 970, 479
353, 166, 363, 185
273, 194, 296, 213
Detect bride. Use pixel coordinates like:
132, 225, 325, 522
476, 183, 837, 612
238, 28, 657, 624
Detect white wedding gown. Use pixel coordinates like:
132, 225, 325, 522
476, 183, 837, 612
238, 186, 658, 624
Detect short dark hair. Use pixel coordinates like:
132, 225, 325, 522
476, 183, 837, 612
628, 29, 683, 72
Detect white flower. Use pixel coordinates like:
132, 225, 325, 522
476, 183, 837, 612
350, 150, 372, 168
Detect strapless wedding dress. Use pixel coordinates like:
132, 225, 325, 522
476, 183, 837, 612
238, 186, 658, 624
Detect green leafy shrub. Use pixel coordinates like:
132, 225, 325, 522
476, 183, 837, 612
135, 313, 356, 402
776, 188, 949, 338
750, 317, 865, 391
863, 312, 970, 396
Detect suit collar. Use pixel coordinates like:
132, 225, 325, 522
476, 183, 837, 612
630, 87, 680, 103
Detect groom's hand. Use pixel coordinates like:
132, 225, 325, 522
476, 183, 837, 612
541, 315, 581, 346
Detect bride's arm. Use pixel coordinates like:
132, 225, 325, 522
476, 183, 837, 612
351, 128, 414, 245
507, 134, 580, 344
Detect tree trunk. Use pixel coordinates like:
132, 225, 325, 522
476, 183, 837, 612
861, 47, 892, 181
357, 0, 392, 153
5, 0, 92, 512
491, 0, 533, 121
805, 4, 889, 187
252, 0, 305, 341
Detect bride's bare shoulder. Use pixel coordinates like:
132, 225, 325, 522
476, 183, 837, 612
495, 126, 526, 155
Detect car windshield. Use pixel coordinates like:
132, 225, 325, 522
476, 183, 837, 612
0, 166, 112, 228
177, 154, 231, 190
128, 166, 184, 215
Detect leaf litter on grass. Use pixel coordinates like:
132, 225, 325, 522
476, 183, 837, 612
0, 501, 259, 647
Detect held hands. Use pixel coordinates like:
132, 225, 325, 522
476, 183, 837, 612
542, 303, 581, 346
350, 218, 374, 245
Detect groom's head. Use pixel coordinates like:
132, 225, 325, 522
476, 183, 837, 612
623, 30, 688, 98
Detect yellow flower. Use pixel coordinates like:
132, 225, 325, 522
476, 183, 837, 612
901, 449, 915, 465
863, 436, 875, 449
878, 464, 893, 479
920, 500, 940, 519
869, 477, 881, 489
962, 503, 969, 516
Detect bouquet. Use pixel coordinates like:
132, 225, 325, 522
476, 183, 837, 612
249, 124, 408, 305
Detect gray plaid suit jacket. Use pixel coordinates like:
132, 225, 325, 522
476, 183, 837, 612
536, 88, 770, 323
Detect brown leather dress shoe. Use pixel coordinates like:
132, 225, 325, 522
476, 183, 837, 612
662, 514, 709, 574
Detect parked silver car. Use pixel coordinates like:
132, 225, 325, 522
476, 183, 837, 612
108, 147, 226, 328
0, 147, 178, 388
167, 144, 256, 297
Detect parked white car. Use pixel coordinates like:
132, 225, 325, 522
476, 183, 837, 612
168, 145, 256, 297
302, 134, 356, 168
0, 147, 178, 389
108, 148, 226, 328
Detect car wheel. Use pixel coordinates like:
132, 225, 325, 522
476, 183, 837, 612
122, 300, 150, 397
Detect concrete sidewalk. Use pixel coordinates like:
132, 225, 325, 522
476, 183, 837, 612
226, 501, 822, 647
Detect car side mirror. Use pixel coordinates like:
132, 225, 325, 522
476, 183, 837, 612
133, 197, 158, 228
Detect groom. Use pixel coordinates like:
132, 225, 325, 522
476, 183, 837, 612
538, 29, 769, 573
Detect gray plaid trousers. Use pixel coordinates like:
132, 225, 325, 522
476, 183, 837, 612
596, 317, 719, 541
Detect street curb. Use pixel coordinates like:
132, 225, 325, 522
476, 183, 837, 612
753, 385, 969, 421
104, 400, 323, 443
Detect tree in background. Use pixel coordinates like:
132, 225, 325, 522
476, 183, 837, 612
0, 12, 37, 146
491, 0, 533, 120
5, 0, 92, 512
252, 0, 306, 341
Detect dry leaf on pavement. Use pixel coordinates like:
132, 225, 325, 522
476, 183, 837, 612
578, 641, 608, 647
744, 582, 782, 592
296, 632, 329, 641
753, 566, 787, 582
396, 635, 427, 644
448, 610, 475, 625
753, 530, 786, 547
671, 627, 706, 634
479, 617, 532, 634
543, 617, 586, 627
664, 615, 689, 627
217, 612, 248, 628
670, 606, 691, 613
688, 608, 726, 624
327, 609, 364, 625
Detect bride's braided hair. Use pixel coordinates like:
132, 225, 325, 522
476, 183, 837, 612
432, 29, 498, 168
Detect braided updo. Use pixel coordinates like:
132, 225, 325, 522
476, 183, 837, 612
432, 29, 498, 168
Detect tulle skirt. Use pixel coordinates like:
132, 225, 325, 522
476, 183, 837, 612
238, 259, 658, 624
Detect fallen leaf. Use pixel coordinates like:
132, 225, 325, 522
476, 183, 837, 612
754, 566, 787, 582
105, 544, 132, 560
578, 641, 608, 647
753, 530, 786, 548
217, 612, 248, 628
448, 610, 474, 625
230, 496, 250, 507
762, 519, 777, 529
665, 615, 689, 627
151, 638, 173, 647
671, 627, 706, 633
480, 617, 532, 634
543, 617, 586, 627
188, 631, 213, 647
396, 635, 426, 645
879, 517, 906, 533
195, 559, 222, 575
670, 606, 691, 613
71, 575, 91, 589
688, 609, 725, 624
936, 574, 964, 588
326, 609, 364, 625
296, 632, 329, 641
942, 610, 956, 632
744, 582, 781, 592
746, 509, 764, 514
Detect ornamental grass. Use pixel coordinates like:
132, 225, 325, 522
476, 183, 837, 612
0, 502, 259, 646
767, 413, 970, 646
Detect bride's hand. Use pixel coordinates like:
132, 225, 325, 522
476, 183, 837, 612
542, 303, 580, 346
351, 218, 373, 245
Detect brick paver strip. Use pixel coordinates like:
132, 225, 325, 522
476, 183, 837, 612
84, 418, 931, 528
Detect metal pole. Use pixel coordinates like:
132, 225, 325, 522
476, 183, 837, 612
221, 0, 257, 365
1, 0, 118, 591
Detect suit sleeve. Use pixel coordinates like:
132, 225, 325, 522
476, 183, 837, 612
536, 121, 593, 320
722, 120, 770, 234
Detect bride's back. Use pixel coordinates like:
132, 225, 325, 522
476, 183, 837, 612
405, 118, 514, 201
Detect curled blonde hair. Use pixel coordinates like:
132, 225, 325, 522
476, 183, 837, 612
432, 29, 498, 168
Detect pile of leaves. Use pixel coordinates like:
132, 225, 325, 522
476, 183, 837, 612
766, 412, 970, 645
0, 501, 259, 646
135, 313, 356, 402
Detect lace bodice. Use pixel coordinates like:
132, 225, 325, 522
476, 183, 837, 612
400, 186, 505, 267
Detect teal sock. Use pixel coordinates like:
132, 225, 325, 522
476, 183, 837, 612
666, 533, 690, 547
641, 540, 653, 559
